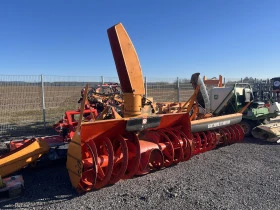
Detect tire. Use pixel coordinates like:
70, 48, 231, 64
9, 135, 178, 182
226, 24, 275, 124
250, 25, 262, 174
239, 120, 256, 136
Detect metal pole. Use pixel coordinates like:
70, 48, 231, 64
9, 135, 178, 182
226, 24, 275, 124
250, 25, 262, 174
177, 77, 180, 102
145, 76, 147, 97
41, 74, 46, 131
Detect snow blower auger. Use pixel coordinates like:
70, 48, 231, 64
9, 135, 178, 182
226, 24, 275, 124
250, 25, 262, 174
66, 85, 192, 192
187, 72, 245, 148
66, 23, 245, 193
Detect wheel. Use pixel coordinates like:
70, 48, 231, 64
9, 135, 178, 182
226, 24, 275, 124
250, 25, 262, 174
239, 120, 255, 136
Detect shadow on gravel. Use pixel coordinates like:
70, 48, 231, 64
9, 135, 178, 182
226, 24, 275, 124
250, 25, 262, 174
0, 161, 79, 209
239, 137, 280, 145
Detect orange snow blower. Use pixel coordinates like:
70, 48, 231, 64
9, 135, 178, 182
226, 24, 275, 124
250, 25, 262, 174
66, 23, 244, 193
67, 89, 192, 192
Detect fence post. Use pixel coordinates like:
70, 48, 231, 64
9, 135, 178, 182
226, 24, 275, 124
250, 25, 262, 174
41, 74, 46, 131
177, 77, 180, 102
145, 76, 147, 97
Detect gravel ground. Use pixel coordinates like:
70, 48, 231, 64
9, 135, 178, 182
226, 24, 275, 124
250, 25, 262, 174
0, 136, 279, 210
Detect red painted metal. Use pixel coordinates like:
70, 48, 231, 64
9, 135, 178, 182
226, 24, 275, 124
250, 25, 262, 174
9, 135, 65, 151
141, 130, 175, 167
137, 140, 163, 175
54, 109, 99, 140
109, 135, 128, 184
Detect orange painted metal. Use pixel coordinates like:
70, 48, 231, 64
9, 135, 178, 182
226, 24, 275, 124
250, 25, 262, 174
67, 110, 192, 192
203, 75, 223, 87
66, 23, 245, 193
9, 135, 64, 151
137, 140, 163, 175
67, 109, 244, 193
107, 23, 145, 96
0, 138, 50, 178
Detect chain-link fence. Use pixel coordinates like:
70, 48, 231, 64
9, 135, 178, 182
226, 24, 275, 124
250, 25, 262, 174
0, 74, 272, 140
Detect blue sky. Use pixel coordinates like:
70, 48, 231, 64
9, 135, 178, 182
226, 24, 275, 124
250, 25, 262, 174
0, 0, 279, 79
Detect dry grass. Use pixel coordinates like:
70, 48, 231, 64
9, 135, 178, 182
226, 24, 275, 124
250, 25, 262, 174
0, 84, 194, 140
